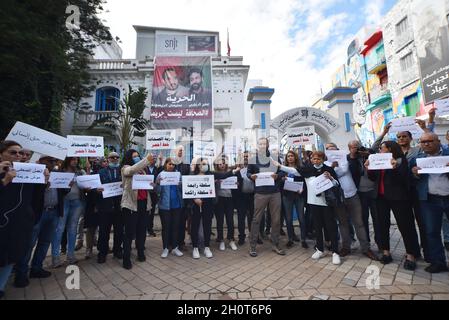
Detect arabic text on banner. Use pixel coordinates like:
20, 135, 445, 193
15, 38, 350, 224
49, 172, 75, 189
76, 174, 102, 189
312, 173, 334, 195
159, 171, 181, 186
325, 150, 348, 166
286, 126, 315, 146
389, 117, 423, 135
146, 130, 176, 150
182, 175, 216, 199
416, 156, 449, 174
220, 176, 238, 190
283, 178, 304, 193
102, 182, 123, 198
12, 162, 46, 184
132, 175, 155, 190
67, 135, 104, 157
193, 141, 217, 160
368, 153, 393, 170
255, 172, 275, 187
6, 121, 68, 160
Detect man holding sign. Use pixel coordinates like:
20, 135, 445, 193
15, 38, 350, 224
247, 137, 286, 257
410, 132, 449, 273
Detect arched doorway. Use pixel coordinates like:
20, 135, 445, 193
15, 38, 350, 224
271, 107, 354, 155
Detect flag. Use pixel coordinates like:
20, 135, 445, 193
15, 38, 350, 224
227, 28, 231, 56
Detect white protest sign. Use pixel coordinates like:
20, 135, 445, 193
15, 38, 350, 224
284, 178, 304, 193
389, 117, 423, 136
416, 156, 449, 174
287, 126, 315, 146
368, 153, 393, 170
255, 172, 275, 187
49, 172, 75, 189
76, 174, 102, 189
6, 121, 68, 160
220, 176, 238, 189
435, 98, 449, 116
67, 135, 104, 157
12, 162, 46, 184
102, 182, 123, 198
132, 175, 155, 190
159, 171, 181, 186
193, 141, 217, 160
146, 130, 176, 150
312, 173, 334, 195
325, 150, 348, 166
182, 175, 216, 199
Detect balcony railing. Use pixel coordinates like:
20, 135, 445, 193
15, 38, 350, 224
367, 55, 387, 74
88, 59, 149, 70
370, 84, 390, 102
74, 110, 118, 129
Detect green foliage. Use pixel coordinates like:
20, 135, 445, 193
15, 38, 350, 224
91, 85, 149, 154
0, 0, 112, 138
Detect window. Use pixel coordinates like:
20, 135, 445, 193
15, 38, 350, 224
395, 17, 409, 37
95, 87, 120, 111
400, 53, 414, 72
383, 108, 393, 125
405, 94, 420, 116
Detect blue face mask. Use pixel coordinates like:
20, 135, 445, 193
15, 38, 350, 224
109, 163, 119, 169
314, 164, 323, 169
133, 156, 141, 164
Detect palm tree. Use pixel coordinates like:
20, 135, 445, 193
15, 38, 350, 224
90, 85, 149, 154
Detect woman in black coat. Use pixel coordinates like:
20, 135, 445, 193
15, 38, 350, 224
365, 141, 420, 270
0, 141, 36, 298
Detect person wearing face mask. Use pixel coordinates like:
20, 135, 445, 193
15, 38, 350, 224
299, 151, 342, 265
120, 150, 154, 269
95, 152, 124, 264
190, 157, 240, 259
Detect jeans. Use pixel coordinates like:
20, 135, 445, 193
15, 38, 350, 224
335, 194, 370, 253
52, 199, 84, 259
358, 190, 380, 246
215, 197, 235, 241
420, 195, 449, 266
282, 195, 306, 241
0, 264, 14, 291
160, 208, 181, 249
17, 209, 59, 277
237, 193, 254, 241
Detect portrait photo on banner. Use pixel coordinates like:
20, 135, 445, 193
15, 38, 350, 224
150, 56, 213, 131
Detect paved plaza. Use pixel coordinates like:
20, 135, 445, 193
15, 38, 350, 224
4, 217, 449, 301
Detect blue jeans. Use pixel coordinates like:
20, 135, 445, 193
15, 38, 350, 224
16, 209, 59, 277
420, 195, 449, 266
282, 195, 306, 241
52, 199, 84, 259
0, 264, 14, 291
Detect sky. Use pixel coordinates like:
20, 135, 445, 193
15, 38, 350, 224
99, 0, 397, 118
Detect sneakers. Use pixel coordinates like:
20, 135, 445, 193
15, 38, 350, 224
219, 241, 225, 251
161, 248, 169, 258
29, 268, 52, 279
273, 246, 286, 256
192, 247, 200, 259
172, 247, 184, 257
229, 241, 238, 251
249, 247, 258, 257
332, 253, 341, 265
311, 249, 324, 260
204, 247, 213, 258
51, 256, 64, 268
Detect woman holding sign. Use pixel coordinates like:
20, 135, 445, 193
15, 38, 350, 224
155, 158, 183, 258
189, 158, 239, 259
120, 150, 154, 270
277, 150, 308, 249
365, 141, 420, 270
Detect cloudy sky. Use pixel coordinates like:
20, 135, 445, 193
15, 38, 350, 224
100, 0, 397, 118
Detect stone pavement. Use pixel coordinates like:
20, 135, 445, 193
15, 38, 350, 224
3, 219, 449, 300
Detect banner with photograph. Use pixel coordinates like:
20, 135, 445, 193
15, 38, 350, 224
151, 56, 213, 131
412, 0, 449, 104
